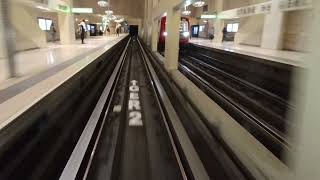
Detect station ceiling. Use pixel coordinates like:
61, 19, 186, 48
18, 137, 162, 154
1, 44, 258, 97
75, 0, 145, 18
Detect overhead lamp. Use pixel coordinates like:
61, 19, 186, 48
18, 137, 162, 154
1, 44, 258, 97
182, 6, 191, 16
36, 5, 51, 11
105, 10, 113, 14
201, 14, 217, 19
72, 8, 93, 13
193, 1, 205, 7
97, 0, 109, 7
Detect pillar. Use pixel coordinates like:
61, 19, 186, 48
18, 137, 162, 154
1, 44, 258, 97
151, 20, 158, 52
58, 0, 75, 44
261, 0, 284, 49
0, 0, 16, 77
290, 2, 320, 179
213, 0, 224, 43
164, 8, 180, 71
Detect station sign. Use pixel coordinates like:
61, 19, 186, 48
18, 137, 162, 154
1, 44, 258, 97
48, 0, 70, 13
219, 2, 272, 19
279, 0, 312, 11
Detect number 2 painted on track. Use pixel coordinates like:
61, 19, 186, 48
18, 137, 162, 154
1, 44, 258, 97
128, 80, 143, 126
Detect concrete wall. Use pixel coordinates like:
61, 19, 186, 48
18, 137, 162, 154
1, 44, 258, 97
223, 0, 250, 11
10, 2, 46, 51
283, 10, 312, 52
234, 14, 265, 46
36, 11, 60, 42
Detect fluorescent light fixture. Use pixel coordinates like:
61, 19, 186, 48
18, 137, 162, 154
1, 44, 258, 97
183, 31, 190, 37
162, 12, 167, 17
72, 8, 93, 13
97, 0, 109, 7
193, 1, 205, 7
200, 14, 217, 19
105, 10, 113, 14
182, 10, 191, 16
163, 32, 168, 36
36, 5, 51, 11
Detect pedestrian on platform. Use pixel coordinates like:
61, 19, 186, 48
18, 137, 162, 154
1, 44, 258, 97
116, 23, 121, 36
222, 25, 227, 42
107, 26, 110, 35
50, 23, 56, 42
80, 20, 87, 44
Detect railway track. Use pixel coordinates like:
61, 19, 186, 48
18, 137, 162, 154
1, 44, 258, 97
179, 45, 294, 160
0, 36, 274, 180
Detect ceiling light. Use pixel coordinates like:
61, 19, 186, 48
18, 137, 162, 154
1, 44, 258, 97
72, 8, 93, 13
36, 5, 51, 11
201, 14, 217, 19
97, 0, 109, 7
182, 10, 191, 15
105, 10, 113, 15
193, 1, 205, 7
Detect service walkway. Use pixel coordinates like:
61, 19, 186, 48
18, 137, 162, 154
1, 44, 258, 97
0, 34, 126, 104
190, 38, 307, 67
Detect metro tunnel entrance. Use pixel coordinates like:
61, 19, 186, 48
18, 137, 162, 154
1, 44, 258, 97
129, 25, 139, 36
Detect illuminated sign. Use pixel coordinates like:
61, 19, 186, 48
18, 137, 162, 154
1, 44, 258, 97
72, 8, 93, 13
48, 0, 70, 13
219, 2, 272, 19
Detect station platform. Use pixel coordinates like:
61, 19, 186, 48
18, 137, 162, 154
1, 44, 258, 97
189, 38, 307, 67
0, 34, 127, 104
0, 35, 127, 87
0, 34, 127, 128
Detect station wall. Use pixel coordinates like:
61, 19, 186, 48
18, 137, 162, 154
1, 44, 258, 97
283, 10, 312, 52
10, 3, 46, 52
234, 15, 265, 46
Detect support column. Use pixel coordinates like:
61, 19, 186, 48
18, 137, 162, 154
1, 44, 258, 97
213, 0, 224, 43
290, 2, 320, 179
261, 0, 284, 49
164, 8, 180, 71
151, 20, 158, 52
58, 0, 75, 44
0, 0, 16, 77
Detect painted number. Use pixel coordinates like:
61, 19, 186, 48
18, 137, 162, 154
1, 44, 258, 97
128, 80, 143, 126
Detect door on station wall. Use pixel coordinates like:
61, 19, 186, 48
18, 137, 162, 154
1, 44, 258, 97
191, 25, 199, 38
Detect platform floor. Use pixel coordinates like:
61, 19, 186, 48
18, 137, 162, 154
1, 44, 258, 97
189, 38, 307, 67
0, 34, 127, 104
0, 35, 126, 88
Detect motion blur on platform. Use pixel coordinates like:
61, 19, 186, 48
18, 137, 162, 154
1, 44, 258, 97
0, 0, 320, 180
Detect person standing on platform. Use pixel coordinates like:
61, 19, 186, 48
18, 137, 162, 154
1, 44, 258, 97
116, 23, 121, 36
50, 23, 56, 42
80, 20, 87, 44
222, 25, 227, 42
107, 26, 110, 35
